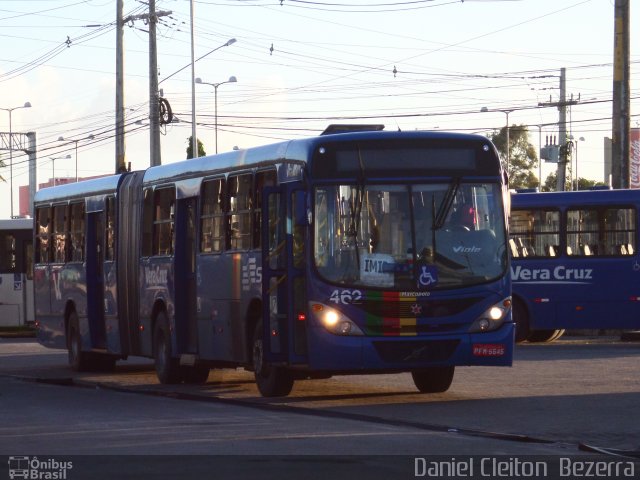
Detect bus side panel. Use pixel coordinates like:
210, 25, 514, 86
558, 258, 640, 329
58, 263, 90, 351
103, 260, 121, 353
197, 252, 260, 363
34, 264, 65, 348
514, 257, 640, 330
197, 254, 233, 361
139, 256, 174, 357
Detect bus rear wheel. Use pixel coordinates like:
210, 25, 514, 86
252, 321, 294, 397
67, 312, 91, 372
154, 312, 183, 384
411, 366, 455, 393
512, 298, 531, 343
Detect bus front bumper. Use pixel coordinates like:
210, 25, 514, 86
305, 322, 514, 372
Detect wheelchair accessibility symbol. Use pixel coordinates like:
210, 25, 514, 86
418, 265, 438, 287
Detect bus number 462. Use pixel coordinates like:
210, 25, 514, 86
329, 289, 363, 305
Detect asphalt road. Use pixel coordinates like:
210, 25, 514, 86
1, 336, 639, 479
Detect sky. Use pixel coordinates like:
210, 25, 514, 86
0, 0, 638, 219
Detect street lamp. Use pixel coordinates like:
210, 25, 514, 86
57, 134, 95, 182
196, 76, 237, 154
570, 136, 585, 190
1, 101, 31, 217
50, 155, 71, 186
481, 107, 513, 174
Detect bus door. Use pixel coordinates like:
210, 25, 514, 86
174, 197, 198, 353
261, 185, 308, 365
86, 211, 107, 349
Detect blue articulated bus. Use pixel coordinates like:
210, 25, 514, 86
34, 129, 513, 397
509, 188, 640, 343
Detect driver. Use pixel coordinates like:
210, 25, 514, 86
448, 203, 476, 230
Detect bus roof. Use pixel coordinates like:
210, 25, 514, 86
143, 130, 495, 185
511, 188, 640, 208
0, 218, 32, 230
34, 174, 126, 205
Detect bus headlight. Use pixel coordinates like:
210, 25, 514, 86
468, 297, 511, 333
310, 303, 364, 336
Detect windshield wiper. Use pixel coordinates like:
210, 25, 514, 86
343, 147, 365, 278
433, 178, 460, 230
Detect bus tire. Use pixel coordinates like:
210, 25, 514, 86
67, 312, 92, 372
252, 321, 294, 397
181, 365, 210, 384
153, 312, 183, 384
411, 366, 455, 393
528, 329, 565, 343
512, 298, 530, 343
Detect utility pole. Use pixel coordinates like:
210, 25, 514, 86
611, 0, 630, 189
115, 0, 126, 174
556, 69, 568, 191
149, 0, 161, 167
538, 68, 579, 191
122, 4, 171, 168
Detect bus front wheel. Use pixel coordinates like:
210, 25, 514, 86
154, 312, 182, 384
528, 329, 565, 343
411, 366, 454, 393
252, 321, 294, 397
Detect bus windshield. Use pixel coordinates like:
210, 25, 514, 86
314, 182, 507, 289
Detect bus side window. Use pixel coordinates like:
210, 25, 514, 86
70, 202, 85, 262
153, 187, 176, 256
228, 174, 252, 250
53, 204, 68, 263
142, 188, 154, 257
508, 238, 519, 257
36, 206, 51, 264
604, 207, 635, 257
200, 178, 226, 253
105, 196, 116, 261
253, 169, 277, 249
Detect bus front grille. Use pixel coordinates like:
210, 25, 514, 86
372, 339, 460, 363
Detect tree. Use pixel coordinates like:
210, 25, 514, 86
543, 172, 608, 192
186, 136, 206, 159
488, 125, 538, 189
542, 172, 569, 192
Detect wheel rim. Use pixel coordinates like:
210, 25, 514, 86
69, 328, 79, 365
253, 339, 264, 376
156, 332, 168, 373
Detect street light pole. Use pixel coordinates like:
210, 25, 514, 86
50, 155, 71, 186
1, 102, 31, 217
502, 109, 513, 173
196, 76, 237, 154
481, 107, 513, 175
58, 135, 95, 182
536, 125, 543, 189
160, 37, 236, 159
572, 136, 585, 190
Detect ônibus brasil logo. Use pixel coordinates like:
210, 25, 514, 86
8, 457, 72, 480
